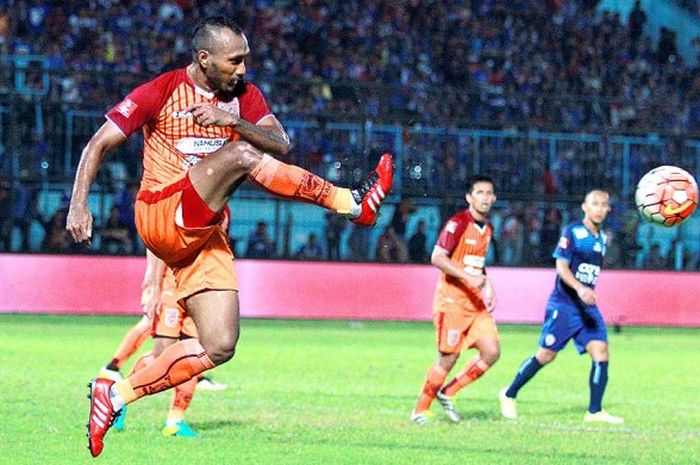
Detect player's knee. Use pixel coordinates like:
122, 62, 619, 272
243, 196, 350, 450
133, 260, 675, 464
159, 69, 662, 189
204, 334, 239, 365
486, 350, 500, 366
536, 347, 557, 364
219, 141, 262, 173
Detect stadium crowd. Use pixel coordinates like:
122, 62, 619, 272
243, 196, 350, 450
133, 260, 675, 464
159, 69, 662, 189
4, 0, 700, 133
0, 0, 698, 270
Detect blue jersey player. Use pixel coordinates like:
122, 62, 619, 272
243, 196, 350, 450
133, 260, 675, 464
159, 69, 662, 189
498, 190, 624, 424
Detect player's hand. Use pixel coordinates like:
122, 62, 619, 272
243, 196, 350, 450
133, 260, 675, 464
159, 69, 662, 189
483, 278, 497, 312
65, 203, 93, 244
576, 286, 596, 305
184, 103, 237, 127
464, 274, 486, 291
143, 285, 162, 320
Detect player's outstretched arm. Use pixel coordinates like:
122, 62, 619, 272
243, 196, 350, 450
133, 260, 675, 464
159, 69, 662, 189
66, 121, 127, 244
555, 258, 596, 305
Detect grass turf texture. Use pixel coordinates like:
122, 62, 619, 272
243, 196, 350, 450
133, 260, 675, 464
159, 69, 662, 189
1, 314, 698, 465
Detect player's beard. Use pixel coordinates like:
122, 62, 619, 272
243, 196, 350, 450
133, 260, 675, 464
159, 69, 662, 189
209, 64, 240, 96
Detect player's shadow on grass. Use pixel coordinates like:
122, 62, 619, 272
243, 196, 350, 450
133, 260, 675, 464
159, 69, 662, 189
194, 419, 246, 431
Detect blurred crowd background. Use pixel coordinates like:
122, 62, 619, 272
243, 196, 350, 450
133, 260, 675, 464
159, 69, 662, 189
0, 0, 698, 270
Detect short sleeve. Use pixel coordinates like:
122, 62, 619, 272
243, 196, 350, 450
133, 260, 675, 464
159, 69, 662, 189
435, 213, 467, 256
552, 225, 574, 262
105, 77, 171, 137
239, 83, 273, 124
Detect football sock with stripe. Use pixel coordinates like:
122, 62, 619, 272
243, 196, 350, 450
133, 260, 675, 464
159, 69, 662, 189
415, 364, 448, 412
249, 154, 354, 215
441, 356, 490, 397
588, 360, 609, 413
114, 339, 214, 405
505, 356, 544, 398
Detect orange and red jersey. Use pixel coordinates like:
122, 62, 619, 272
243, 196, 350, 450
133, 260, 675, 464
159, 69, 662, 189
433, 209, 493, 314
105, 67, 272, 190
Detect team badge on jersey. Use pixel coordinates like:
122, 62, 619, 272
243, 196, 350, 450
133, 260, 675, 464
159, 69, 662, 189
573, 227, 589, 240
558, 236, 569, 249
446, 329, 461, 347
218, 99, 240, 117
116, 98, 137, 118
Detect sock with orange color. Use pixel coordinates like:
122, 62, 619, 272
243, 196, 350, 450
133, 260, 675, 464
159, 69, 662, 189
114, 339, 214, 405
167, 377, 197, 424
106, 317, 151, 370
415, 364, 448, 413
249, 154, 354, 214
440, 356, 490, 397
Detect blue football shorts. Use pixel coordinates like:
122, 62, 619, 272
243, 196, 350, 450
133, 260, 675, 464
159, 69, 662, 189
538, 301, 608, 354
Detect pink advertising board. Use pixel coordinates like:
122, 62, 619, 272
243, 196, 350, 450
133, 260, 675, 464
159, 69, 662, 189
1, 255, 698, 326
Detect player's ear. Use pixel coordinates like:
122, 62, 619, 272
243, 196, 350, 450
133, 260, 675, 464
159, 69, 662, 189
197, 50, 210, 67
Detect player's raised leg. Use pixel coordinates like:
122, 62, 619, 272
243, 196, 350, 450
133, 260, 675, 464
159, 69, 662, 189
187, 141, 394, 226
583, 340, 623, 424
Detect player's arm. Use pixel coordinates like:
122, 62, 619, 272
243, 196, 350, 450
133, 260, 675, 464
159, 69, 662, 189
431, 245, 486, 290
142, 249, 167, 319
483, 274, 497, 312
555, 258, 596, 305
185, 104, 289, 156
66, 121, 127, 244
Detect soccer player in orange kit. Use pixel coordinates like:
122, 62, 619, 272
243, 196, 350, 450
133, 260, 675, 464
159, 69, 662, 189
66, 16, 393, 457
411, 175, 499, 425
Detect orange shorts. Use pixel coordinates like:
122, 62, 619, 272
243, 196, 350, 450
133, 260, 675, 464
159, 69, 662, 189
433, 309, 499, 354
135, 172, 237, 302
152, 268, 198, 338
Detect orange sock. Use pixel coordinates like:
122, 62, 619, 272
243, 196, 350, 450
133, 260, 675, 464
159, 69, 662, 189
110, 317, 151, 369
441, 356, 490, 397
168, 377, 197, 422
249, 154, 354, 214
415, 364, 448, 413
115, 339, 214, 404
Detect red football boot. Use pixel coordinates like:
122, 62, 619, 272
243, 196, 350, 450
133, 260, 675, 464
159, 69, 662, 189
351, 153, 394, 226
86, 378, 121, 457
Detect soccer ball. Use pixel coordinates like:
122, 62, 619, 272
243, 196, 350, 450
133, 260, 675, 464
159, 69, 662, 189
635, 165, 698, 227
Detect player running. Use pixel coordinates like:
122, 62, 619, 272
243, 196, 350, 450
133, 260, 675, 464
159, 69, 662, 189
67, 16, 393, 457
499, 189, 624, 424
411, 175, 499, 425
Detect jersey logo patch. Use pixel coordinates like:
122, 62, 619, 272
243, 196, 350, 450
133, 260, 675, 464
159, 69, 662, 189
544, 334, 556, 347
445, 220, 457, 234
446, 329, 461, 347
573, 227, 588, 240
558, 236, 569, 249
116, 98, 137, 118
218, 99, 240, 117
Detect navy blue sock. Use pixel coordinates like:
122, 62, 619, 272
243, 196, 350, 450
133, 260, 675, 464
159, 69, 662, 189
505, 356, 543, 398
588, 360, 609, 413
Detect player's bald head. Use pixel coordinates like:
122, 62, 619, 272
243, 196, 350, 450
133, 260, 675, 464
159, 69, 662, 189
191, 16, 244, 57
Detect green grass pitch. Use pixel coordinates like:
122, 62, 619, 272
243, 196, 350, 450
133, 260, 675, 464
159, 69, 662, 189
1, 314, 698, 465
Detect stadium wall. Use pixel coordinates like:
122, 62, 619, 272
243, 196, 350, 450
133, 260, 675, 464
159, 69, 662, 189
1, 254, 698, 327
